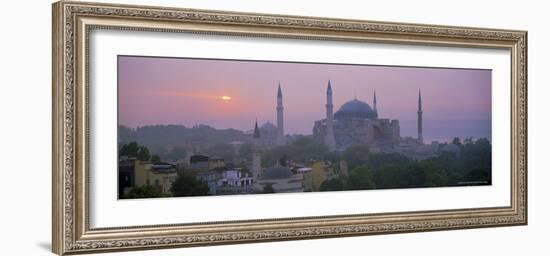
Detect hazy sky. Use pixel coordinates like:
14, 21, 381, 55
118, 56, 491, 138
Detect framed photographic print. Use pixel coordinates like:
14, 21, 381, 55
52, 1, 527, 255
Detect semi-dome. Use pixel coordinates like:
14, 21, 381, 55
334, 99, 377, 120
262, 166, 293, 179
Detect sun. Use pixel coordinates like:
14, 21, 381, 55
221, 95, 231, 101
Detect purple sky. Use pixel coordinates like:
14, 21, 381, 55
118, 56, 491, 139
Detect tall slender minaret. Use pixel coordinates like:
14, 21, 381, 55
325, 80, 336, 151
252, 120, 262, 179
373, 90, 378, 117
276, 83, 285, 146
417, 89, 423, 144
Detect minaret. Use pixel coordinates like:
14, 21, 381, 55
325, 80, 336, 151
417, 89, 423, 144
252, 120, 262, 179
276, 83, 285, 146
373, 90, 378, 118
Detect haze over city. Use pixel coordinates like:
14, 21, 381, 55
118, 56, 491, 141
118, 55, 494, 199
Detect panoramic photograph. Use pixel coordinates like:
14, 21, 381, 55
117, 56, 492, 199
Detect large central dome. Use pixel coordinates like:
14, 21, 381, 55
334, 99, 377, 120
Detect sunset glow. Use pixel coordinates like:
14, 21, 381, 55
117, 55, 494, 199
118, 56, 491, 138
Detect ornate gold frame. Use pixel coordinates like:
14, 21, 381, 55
52, 1, 527, 255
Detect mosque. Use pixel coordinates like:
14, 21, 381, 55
312, 80, 422, 151
253, 80, 424, 152
248, 80, 427, 192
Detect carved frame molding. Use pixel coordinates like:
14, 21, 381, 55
52, 1, 527, 255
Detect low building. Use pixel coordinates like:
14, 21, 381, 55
196, 168, 254, 195
189, 154, 209, 170
305, 162, 333, 192
119, 157, 177, 197
118, 157, 137, 197
339, 160, 349, 177
216, 169, 255, 195
208, 158, 226, 170
195, 169, 223, 195
255, 166, 303, 193
297, 167, 313, 192
189, 154, 226, 171
148, 163, 177, 194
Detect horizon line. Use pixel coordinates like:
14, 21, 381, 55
119, 118, 492, 129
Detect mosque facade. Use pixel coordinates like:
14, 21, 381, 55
255, 80, 425, 152
312, 80, 423, 152
247, 81, 427, 193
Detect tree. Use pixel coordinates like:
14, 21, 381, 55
320, 178, 344, 191
170, 170, 209, 197
119, 142, 152, 162
119, 142, 139, 157
412, 160, 449, 187
372, 164, 407, 189
463, 137, 474, 145
366, 152, 410, 171
322, 151, 341, 165
123, 185, 165, 199
463, 168, 490, 185
347, 166, 375, 190
137, 146, 151, 161
342, 145, 370, 170
263, 184, 275, 193
452, 137, 462, 146
279, 154, 288, 167
151, 154, 161, 163
261, 136, 330, 166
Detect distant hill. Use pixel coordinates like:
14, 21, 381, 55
118, 124, 251, 160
